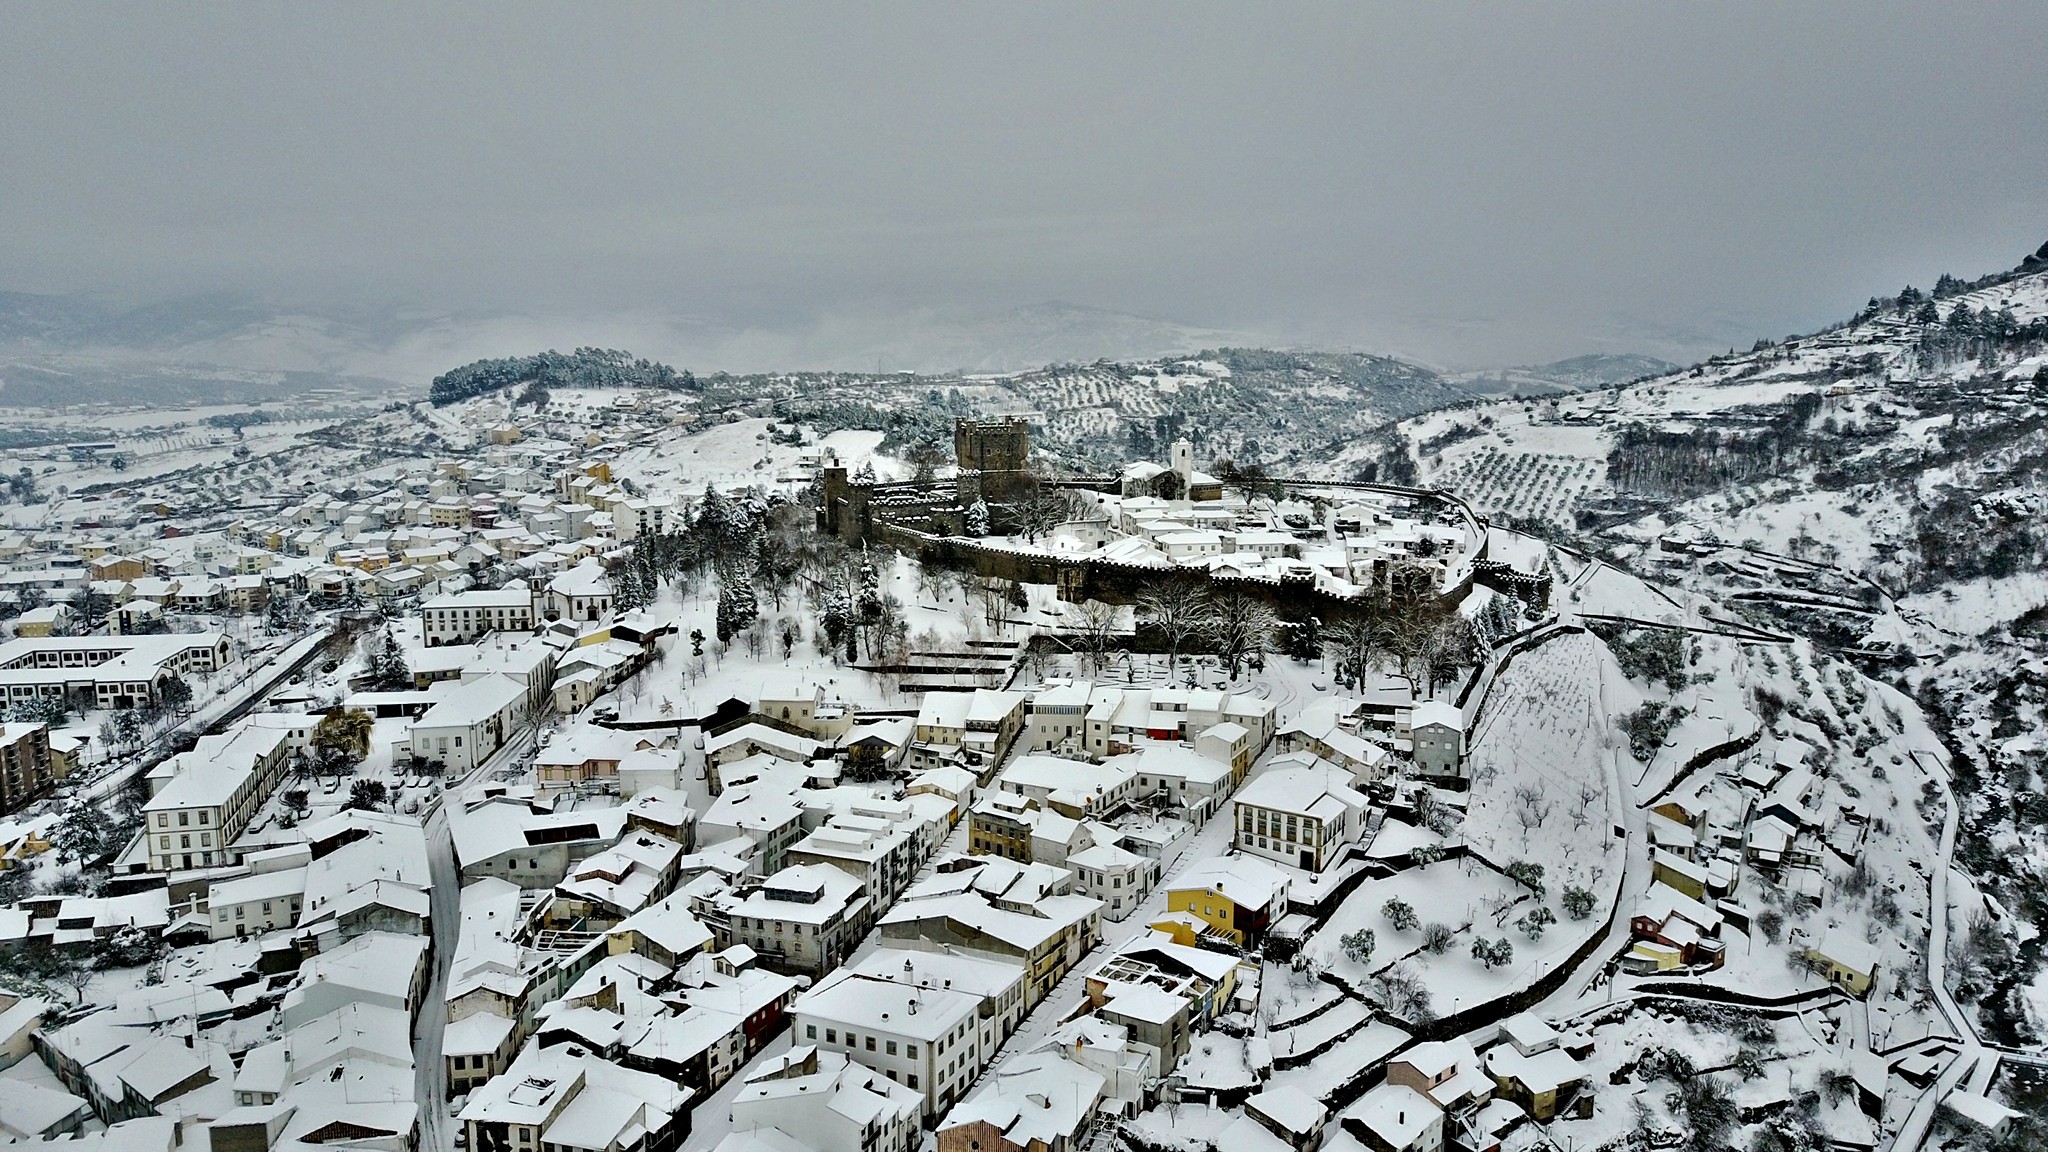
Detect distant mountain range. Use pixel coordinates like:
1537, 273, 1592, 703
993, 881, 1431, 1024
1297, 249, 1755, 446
0, 287, 1672, 410
1451, 353, 1681, 396
842, 302, 1252, 375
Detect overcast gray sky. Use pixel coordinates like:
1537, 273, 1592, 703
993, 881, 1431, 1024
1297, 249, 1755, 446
3, 4, 2044, 369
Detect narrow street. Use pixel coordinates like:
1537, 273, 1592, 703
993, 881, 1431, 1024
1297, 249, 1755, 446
411, 720, 541, 1152
413, 803, 460, 1152
977, 746, 1275, 1081
1889, 750, 1985, 1152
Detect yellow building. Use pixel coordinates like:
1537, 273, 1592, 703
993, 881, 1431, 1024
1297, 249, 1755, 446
1649, 850, 1709, 901
1805, 931, 1878, 999
0, 824, 52, 870
1143, 911, 1209, 949
12, 605, 71, 638
1162, 856, 1290, 948
88, 556, 149, 582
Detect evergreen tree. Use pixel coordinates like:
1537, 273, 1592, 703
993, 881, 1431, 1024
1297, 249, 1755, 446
749, 533, 790, 610
369, 628, 410, 689
610, 554, 652, 614
311, 708, 375, 774
695, 484, 754, 558
9, 696, 68, 726
856, 553, 885, 628
53, 798, 114, 864
715, 565, 758, 643
345, 779, 388, 812
821, 573, 855, 660
965, 499, 990, 536
158, 675, 193, 715
1474, 594, 1520, 646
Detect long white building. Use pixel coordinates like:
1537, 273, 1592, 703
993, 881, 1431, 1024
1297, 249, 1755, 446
0, 634, 231, 711
421, 588, 535, 647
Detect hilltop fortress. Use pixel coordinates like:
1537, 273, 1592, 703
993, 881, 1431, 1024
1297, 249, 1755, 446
817, 417, 1549, 614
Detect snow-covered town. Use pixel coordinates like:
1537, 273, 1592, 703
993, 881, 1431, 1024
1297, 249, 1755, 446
0, 369, 2028, 1152
5, 12, 2048, 1152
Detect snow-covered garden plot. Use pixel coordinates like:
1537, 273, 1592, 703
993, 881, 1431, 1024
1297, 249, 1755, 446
606, 551, 1061, 723
1896, 571, 2048, 638
1267, 996, 1369, 1064
1622, 633, 1766, 799
1177, 1032, 1262, 1096
1125, 1101, 1238, 1152
1261, 960, 1345, 1028
1264, 1019, 1410, 1102
1301, 860, 1574, 1023
1558, 560, 1688, 625
1463, 631, 1626, 915
1541, 1002, 1875, 1152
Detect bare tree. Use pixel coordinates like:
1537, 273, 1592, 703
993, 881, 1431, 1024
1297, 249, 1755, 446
1380, 608, 1437, 693
1134, 577, 1214, 674
1205, 592, 1278, 682
1371, 964, 1435, 1022
1323, 616, 1381, 690
58, 956, 96, 1006
1571, 782, 1601, 831
915, 562, 950, 606
1015, 488, 1070, 543
1420, 922, 1455, 955
1070, 600, 1121, 676
1420, 612, 1478, 695
1513, 784, 1553, 836
976, 578, 1007, 629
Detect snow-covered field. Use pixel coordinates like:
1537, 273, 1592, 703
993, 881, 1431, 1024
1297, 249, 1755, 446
1464, 630, 1626, 907
610, 415, 894, 494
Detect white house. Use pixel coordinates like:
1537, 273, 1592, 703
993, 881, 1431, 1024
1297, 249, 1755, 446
406, 673, 529, 773
792, 969, 986, 1117
1233, 758, 1370, 873
724, 1047, 921, 1152
422, 588, 534, 647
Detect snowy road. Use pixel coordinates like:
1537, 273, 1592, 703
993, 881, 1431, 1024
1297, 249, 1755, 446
411, 720, 540, 1152
1888, 750, 1985, 1152
413, 801, 460, 1152
79, 627, 333, 803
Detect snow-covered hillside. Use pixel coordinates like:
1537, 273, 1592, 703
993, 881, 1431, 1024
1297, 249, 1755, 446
1378, 250, 2048, 1054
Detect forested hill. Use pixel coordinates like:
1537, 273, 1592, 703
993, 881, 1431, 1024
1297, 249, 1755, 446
428, 348, 698, 405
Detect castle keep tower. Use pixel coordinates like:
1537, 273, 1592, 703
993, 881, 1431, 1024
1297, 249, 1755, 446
953, 417, 1032, 502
